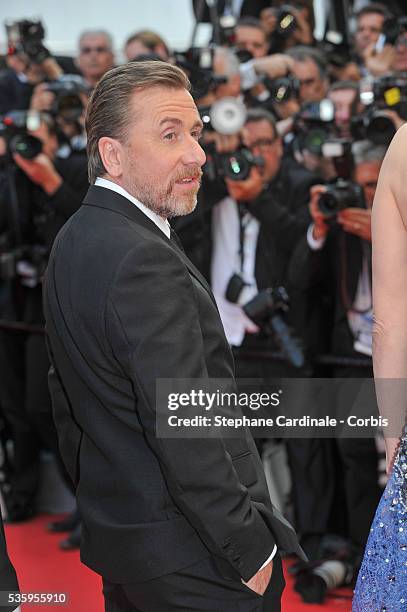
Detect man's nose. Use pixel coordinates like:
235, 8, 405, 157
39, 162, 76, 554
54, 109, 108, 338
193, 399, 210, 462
182, 137, 206, 168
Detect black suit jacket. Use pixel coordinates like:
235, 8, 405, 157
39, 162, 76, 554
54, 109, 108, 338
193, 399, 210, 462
44, 185, 304, 584
289, 225, 372, 358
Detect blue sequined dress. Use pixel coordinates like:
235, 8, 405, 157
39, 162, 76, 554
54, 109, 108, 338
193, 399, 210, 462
353, 431, 407, 611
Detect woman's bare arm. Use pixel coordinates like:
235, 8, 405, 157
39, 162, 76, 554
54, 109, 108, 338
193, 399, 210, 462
372, 124, 407, 471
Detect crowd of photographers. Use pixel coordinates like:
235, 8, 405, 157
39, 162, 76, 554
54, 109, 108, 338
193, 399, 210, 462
0, 0, 406, 604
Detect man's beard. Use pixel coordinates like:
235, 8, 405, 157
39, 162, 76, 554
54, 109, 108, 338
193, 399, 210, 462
124, 163, 202, 219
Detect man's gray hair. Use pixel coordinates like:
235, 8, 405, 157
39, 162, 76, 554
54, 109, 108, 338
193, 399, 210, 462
287, 45, 327, 80
78, 30, 114, 51
85, 60, 190, 184
352, 140, 387, 165
214, 46, 240, 77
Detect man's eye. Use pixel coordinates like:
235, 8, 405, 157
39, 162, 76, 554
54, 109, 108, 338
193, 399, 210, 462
164, 133, 176, 141
192, 131, 203, 141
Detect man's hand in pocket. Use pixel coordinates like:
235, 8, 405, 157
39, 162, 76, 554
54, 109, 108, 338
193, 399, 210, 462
243, 560, 273, 596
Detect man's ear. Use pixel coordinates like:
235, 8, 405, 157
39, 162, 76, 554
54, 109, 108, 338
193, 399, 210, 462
98, 137, 123, 178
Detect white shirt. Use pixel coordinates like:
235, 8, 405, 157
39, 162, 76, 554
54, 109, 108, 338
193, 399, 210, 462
211, 196, 260, 346
94, 177, 171, 239
95, 179, 276, 573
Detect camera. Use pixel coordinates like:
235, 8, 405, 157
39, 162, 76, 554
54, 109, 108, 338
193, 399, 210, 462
0, 111, 43, 161
199, 98, 263, 182
200, 97, 247, 135
317, 178, 364, 218
46, 76, 89, 121
5, 19, 50, 64
205, 146, 264, 182
274, 5, 297, 39
225, 277, 304, 367
264, 74, 300, 104
351, 74, 407, 146
174, 47, 227, 100
294, 99, 335, 155
244, 287, 304, 368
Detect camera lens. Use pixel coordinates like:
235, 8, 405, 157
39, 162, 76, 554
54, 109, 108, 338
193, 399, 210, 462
366, 112, 396, 146
220, 151, 251, 181
9, 134, 42, 160
318, 191, 338, 216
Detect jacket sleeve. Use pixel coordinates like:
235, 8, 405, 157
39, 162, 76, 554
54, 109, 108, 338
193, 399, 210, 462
105, 240, 275, 581
248, 188, 311, 253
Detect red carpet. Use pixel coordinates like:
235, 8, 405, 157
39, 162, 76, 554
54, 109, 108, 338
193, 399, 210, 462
5, 515, 353, 611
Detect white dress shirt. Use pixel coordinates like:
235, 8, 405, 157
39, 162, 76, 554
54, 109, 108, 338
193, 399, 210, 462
94, 177, 171, 239
211, 196, 260, 346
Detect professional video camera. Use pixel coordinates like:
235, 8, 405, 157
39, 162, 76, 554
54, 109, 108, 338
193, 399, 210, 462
174, 47, 227, 100
351, 74, 407, 146
5, 19, 50, 64
225, 271, 304, 367
316, 139, 365, 218
0, 111, 43, 161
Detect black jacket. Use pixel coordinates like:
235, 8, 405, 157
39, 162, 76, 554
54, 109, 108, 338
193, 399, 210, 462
0, 69, 33, 115
44, 185, 305, 584
289, 224, 372, 358
0, 154, 88, 325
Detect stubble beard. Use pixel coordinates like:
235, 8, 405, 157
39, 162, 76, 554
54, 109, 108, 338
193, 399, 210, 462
125, 164, 201, 219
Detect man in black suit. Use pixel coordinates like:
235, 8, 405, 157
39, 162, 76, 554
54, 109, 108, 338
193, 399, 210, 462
44, 61, 304, 611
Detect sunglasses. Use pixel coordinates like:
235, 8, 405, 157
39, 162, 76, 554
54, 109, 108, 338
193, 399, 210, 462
80, 46, 110, 54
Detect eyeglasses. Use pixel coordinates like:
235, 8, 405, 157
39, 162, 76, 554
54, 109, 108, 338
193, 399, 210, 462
80, 46, 110, 54
248, 138, 277, 151
299, 77, 317, 87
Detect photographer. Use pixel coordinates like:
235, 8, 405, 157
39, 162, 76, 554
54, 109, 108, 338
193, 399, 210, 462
287, 46, 329, 104
235, 17, 270, 59
354, 3, 390, 74
260, 1, 314, 52
0, 19, 63, 115
29, 75, 89, 156
0, 111, 87, 531
285, 141, 385, 592
210, 107, 317, 377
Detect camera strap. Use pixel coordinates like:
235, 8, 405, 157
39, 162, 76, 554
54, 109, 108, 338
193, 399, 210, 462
237, 202, 250, 274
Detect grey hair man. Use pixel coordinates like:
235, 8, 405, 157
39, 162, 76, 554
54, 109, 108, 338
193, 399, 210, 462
76, 29, 115, 88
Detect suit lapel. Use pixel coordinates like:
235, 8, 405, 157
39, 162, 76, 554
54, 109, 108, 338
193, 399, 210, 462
83, 186, 217, 307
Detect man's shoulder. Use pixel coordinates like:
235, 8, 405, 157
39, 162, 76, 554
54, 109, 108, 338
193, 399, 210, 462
52, 203, 177, 272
